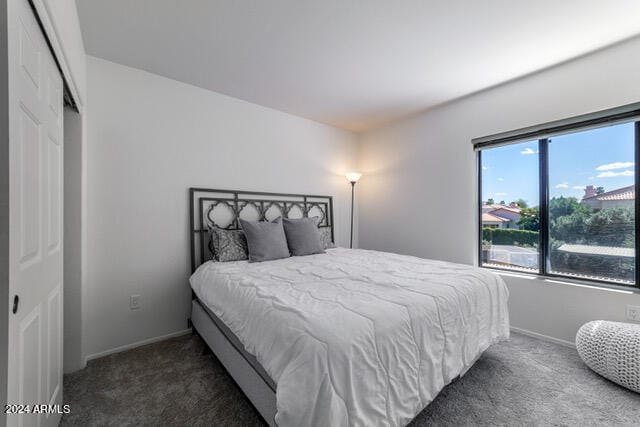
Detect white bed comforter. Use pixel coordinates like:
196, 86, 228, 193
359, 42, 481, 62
190, 248, 509, 427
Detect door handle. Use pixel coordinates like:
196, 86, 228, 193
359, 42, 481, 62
12, 295, 19, 314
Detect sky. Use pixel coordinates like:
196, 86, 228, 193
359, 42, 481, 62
481, 122, 635, 207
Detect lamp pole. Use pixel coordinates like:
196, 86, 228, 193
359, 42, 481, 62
350, 181, 355, 248
345, 172, 361, 249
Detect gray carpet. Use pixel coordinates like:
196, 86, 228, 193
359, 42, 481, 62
61, 332, 640, 426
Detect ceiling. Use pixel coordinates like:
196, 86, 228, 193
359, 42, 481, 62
76, 0, 640, 132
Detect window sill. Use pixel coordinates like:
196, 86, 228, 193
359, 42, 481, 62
482, 266, 640, 295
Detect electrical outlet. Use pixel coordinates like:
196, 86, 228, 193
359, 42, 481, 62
130, 294, 141, 310
627, 305, 640, 322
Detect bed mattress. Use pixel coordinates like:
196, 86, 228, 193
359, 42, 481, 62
190, 248, 510, 427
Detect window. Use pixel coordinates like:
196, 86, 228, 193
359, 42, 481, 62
476, 106, 639, 288
481, 141, 539, 271
547, 124, 635, 284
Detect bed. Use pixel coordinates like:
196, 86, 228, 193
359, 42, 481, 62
188, 188, 510, 426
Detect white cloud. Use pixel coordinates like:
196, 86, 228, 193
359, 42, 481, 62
497, 177, 504, 181
596, 170, 634, 178
595, 161, 634, 171
494, 192, 508, 196
520, 147, 538, 155
554, 182, 569, 189
482, 166, 488, 171
572, 185, 585, 190
588, 176, 595, 180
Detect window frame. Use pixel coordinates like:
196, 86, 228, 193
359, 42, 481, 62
475, 103, 640, 290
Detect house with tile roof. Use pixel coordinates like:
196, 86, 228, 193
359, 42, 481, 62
481, 204, 522, 228
481, 203, 507, 213
581, 185, 634, 210
482, 212, 511, 228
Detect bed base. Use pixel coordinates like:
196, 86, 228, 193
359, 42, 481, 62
191, 299, 277, 426
188, 188, 336, 427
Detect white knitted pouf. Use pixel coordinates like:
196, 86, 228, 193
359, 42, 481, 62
576, 320, 640, 393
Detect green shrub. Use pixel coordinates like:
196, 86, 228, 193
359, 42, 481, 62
482, 228, 539, 247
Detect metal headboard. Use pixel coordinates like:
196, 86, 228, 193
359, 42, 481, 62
189, 188, 334, 272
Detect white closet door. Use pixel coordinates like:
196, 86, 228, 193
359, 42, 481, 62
7, 0, 64, 425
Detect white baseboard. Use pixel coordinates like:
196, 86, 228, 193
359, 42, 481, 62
84, 328, 192, 364
510, 326, 575, 348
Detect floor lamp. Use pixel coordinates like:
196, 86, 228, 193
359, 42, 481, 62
345, 172, 362, 249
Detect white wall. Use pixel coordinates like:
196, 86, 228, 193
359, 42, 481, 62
84, 56, 359, 358
359, 36, 640, 345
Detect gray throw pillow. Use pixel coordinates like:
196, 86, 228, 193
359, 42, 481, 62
239, 217, 290, 262
283, 217, 325, 256
210, 227, 248, 262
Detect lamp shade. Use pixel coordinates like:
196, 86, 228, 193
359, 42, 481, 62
345, 172, 362, 184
